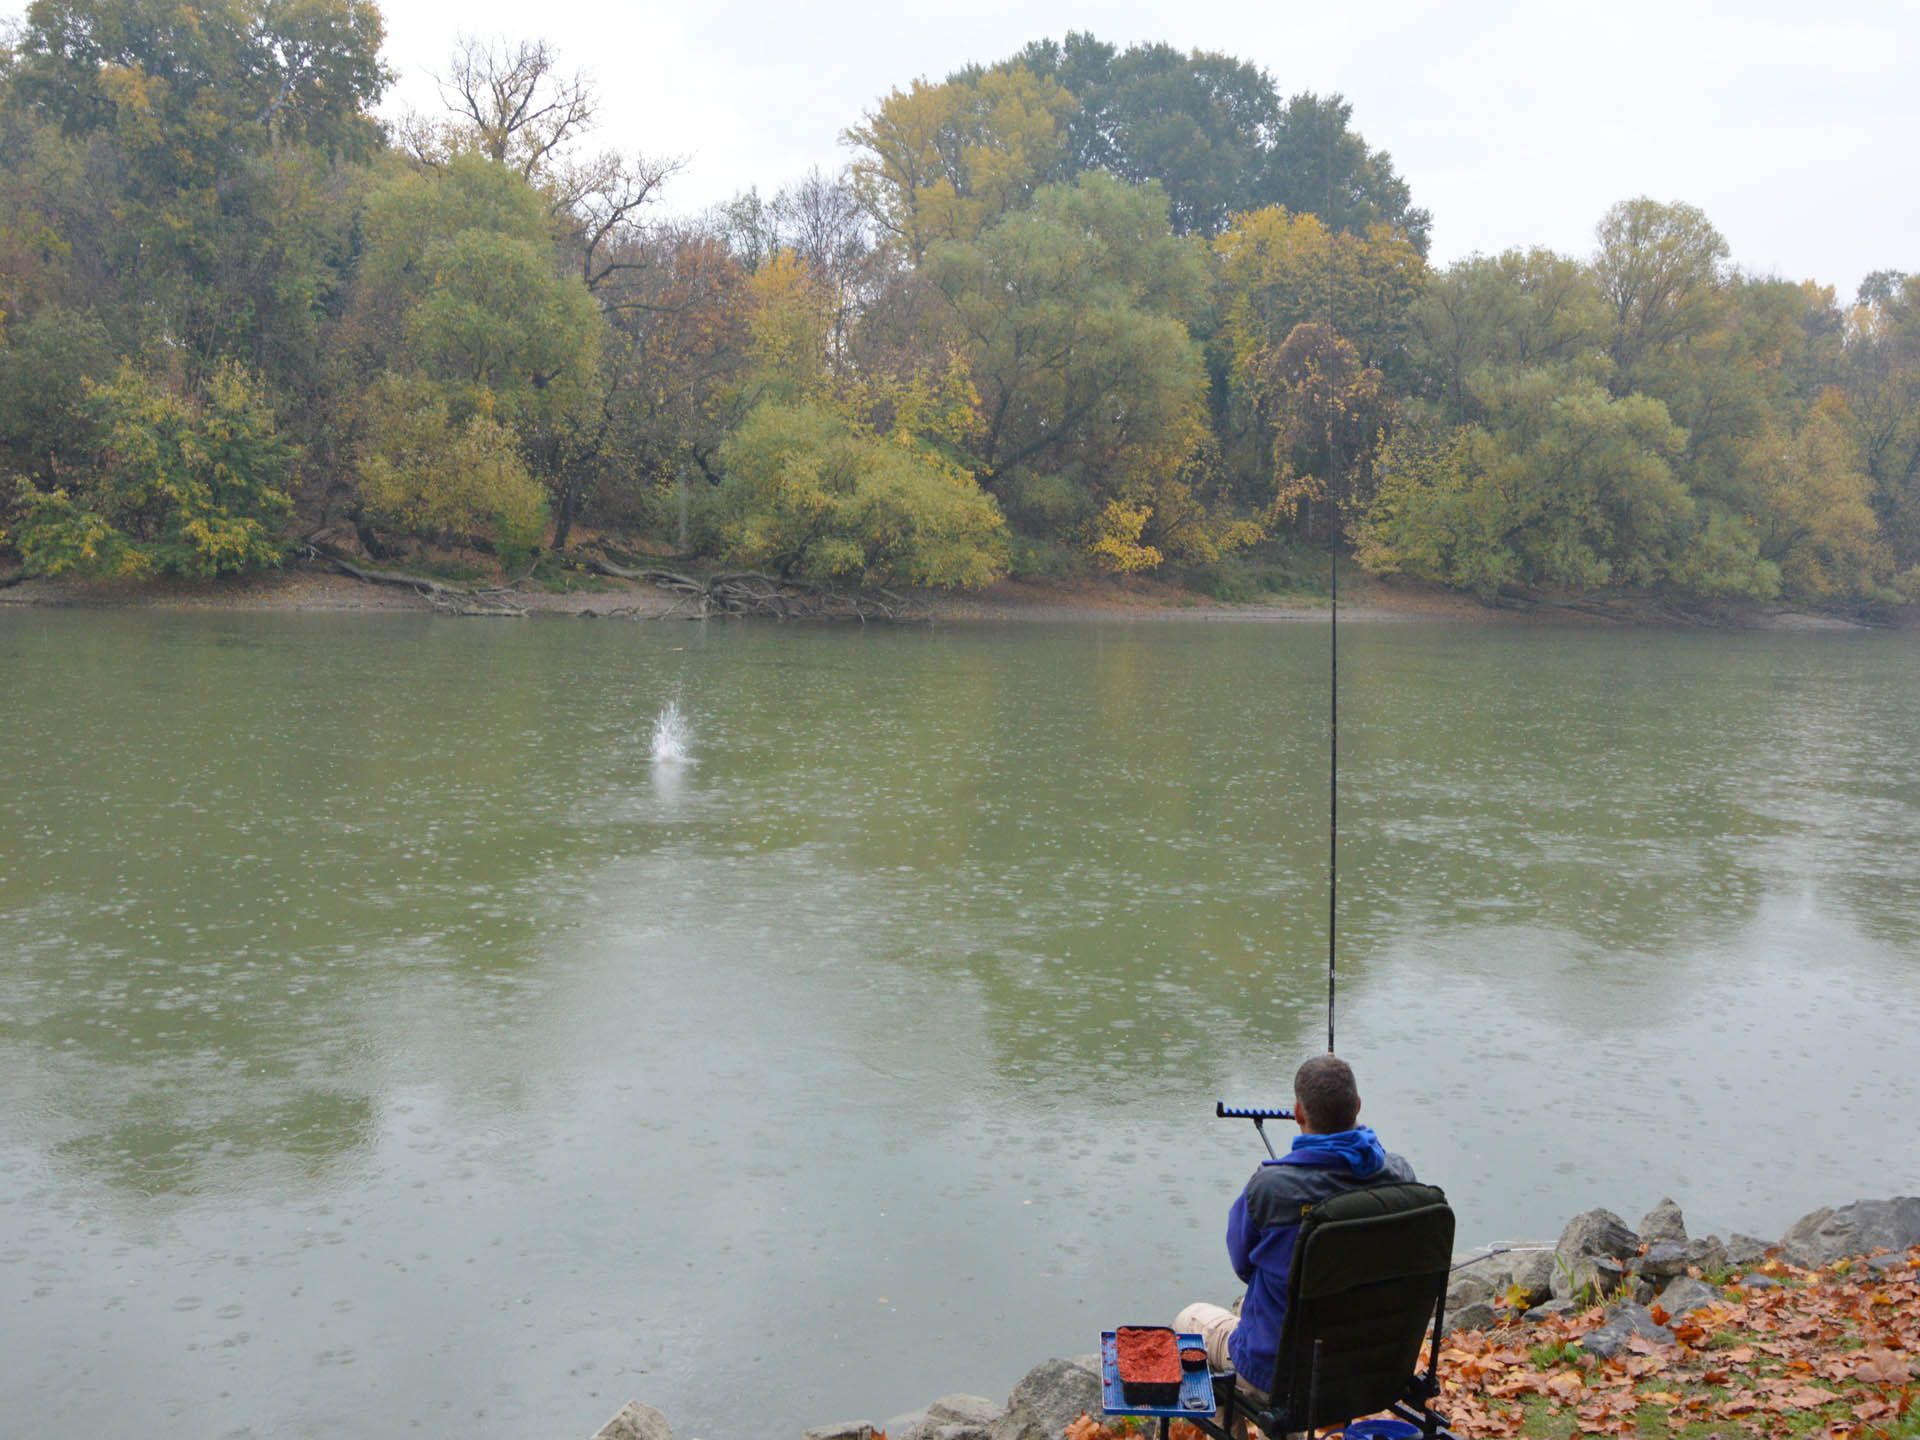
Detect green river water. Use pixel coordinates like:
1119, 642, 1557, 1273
1, 611, 1916, 1438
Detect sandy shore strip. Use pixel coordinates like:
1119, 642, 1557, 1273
0, 565, 1882, 629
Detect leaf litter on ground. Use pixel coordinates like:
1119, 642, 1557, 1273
1059, 1246, 1919, 1440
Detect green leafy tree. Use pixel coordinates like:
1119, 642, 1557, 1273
0, 308, 115, 484
352, 153, 604, 549
357, 154, 603, 431
1358, 370, 1698, 595
1258, 92, 1430, 251
929, 172, 1238, 562
6, 0, 387, 368
709, 401, 1005, 588
1411, 248, 1609, 424
353, 373, 548, 568
1009, 36, 1429, 246
1843, 272, 1920, 572
1593, 198, 1730, 385
1008, 35, 1278, 237
9, 360, 294, 577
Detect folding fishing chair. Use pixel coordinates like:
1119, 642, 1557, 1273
1191, 1181, 1465, 1440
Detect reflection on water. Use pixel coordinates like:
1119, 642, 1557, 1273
0, 612, 1916, 1438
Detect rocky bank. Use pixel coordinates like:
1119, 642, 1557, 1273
587, 1194, 1920, 1440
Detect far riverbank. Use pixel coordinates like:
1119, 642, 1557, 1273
0, 563, 1891, 630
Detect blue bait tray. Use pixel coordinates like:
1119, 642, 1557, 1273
1100, 1330, 1217, 1417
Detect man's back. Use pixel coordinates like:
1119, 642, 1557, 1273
1225, 1127, 1416, 1394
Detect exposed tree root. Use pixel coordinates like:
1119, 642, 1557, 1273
306, 542, 528, 616
579, 553, 925, 622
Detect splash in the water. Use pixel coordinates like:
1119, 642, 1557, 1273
650, 699, 692, 764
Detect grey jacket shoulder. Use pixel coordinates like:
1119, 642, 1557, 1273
1242, 1152, 1418, 1231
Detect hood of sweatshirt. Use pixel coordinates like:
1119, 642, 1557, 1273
1274, 1123, 1388, 1177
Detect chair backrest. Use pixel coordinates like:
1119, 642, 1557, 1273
1264, 1181, 1455, 1432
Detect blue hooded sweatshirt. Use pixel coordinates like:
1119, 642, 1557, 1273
1223, 1125, 1415, 1393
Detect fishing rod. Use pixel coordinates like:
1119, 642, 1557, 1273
1321, 120, 1340, 1059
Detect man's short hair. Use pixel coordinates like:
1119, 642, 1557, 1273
1294, 1054, 1361, 1132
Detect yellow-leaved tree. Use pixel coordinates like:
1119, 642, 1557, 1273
702, 230, 1006, 588
844, 67, 1076, 261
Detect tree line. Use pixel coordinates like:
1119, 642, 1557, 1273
1, 3, 1915, 608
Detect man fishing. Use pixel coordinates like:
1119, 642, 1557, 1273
1177, 1055, 1417, 1403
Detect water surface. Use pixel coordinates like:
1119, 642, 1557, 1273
1, 612, 1915, 1438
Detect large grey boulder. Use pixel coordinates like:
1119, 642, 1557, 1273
1726, 1233, 1772, 1266
1549, 1209, 1638, 1302
1580, 1302, 1674, 1360
1633, 1241, 1689, 1282
1638, 1198, 1688, 1247
1655, 1277, 1722, 1318
803, 1425, 875, 1440
895, 1395, 1003, 1440
1779, 1198, 1920, 1268
988, 1357, 1103, 1440
594, 1403, 674, 1440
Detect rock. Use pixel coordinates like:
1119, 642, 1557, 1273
1549, 1209, 1638, 1302
1779, 1197, 1920, 1268
1684, 1235, 1730, 1275
1450, 1245, 1555, 1308
1634, 1241, 1689, 1281
1450, 1301, 1497, 1332
895, 1396, 1002, 1440
1726, 1234, 1772, 1266
1445, 1270, 1495, 1314
1866, 1252, 1913, 1275
1560, 1208, 1640, 1260
1638, 1198, 1688, 1247
1525, 1297, 1576, 1321
988, 1357, 1103, 1440
804, 1426, 875, 1440
595, 1402, 674, 1440
1509, 1250, 1557, 1306
1738, 1273, 1783, 1290
1551, 1253, 1629, 1304
1655, 1277, 1722, 1317
1580, 1302, 1674, 1360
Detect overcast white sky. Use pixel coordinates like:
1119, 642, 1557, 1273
108, 0, 1920, 295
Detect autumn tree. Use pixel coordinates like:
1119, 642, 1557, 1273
1745, 391, 1886, 601
7, 361, 295, 578
350, 153, 603, 553
1358, 370, 1696, 595
844, 66, 1075, 260
1842, 272, 1920, 577
699, 238, 1005, 587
